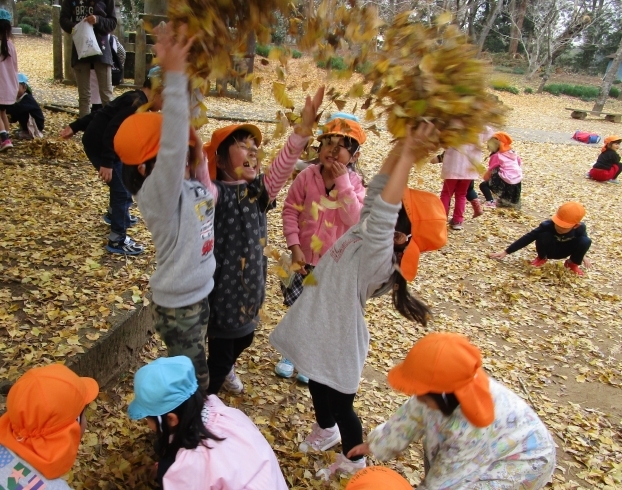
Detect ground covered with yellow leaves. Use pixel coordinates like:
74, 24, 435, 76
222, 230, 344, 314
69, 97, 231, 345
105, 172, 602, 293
0, 36, 621, 489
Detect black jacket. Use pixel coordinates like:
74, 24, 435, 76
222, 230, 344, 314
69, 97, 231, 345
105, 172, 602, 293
593, 148, 621, 171
69, 89, 147, 168
506, 220, 588, 254
6, 93, 45, 131
60, 0, 117, 67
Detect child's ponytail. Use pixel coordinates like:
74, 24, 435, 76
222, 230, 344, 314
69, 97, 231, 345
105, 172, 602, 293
0, 19, 11, 61
392, 273, 430, 325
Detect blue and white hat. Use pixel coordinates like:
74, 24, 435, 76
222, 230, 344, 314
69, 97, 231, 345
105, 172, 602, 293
18, 73, 28, 85
0, 9, 12, 21
128, 356, 198, 420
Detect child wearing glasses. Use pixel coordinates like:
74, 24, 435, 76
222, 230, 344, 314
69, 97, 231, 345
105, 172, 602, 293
270, 123, 447, 479
200, 87, 324, 396
275, 115, 367, 382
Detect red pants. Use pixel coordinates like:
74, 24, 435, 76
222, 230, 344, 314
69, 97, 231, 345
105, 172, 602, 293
440, 179, 471, 224
589, 164, 619, 181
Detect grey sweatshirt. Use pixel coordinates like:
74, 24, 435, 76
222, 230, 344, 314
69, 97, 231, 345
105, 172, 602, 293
269, 174, 399, 394
136, 72, 216, 308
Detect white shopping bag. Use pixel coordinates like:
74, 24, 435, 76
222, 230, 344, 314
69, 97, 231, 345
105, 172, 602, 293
72, 21, 102, 59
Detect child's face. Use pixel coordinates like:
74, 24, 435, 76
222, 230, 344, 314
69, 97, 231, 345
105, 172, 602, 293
222, 135, 259, 182
610, 141, 621, 151
554, 224, 578, 234
319, 136, 355, 169
487, 138, 500, 153
17, 83, 26, 97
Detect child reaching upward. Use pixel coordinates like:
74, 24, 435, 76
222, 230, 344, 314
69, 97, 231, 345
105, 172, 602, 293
128, 356, 288, 489
480, 131, 522, 209
275, 114, 366, 381
489, 201, 591, 275
348, 333, 556, 489
0, 9, 18, 151
270, 123, 447, 479
201, 86, 324, 395
588, 135, 621, 183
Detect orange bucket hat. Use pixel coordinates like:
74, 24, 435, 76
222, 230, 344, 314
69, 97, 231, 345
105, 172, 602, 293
602, 134, 622, 153
346, 467, 412, 490
203, 124, 263, 180
492, 131, 512, 152
551, 201, 585, 228
400, 188, 448, 282
319, 118, 367, 145
388, 332, 495, 428
114, 113, 164, 165
0, 364, 99, 479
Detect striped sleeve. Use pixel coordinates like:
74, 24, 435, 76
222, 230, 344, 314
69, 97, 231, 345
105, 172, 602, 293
264, 132, 309, 201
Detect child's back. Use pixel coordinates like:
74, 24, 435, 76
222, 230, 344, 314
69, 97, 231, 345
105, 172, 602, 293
490, 149, 522, 184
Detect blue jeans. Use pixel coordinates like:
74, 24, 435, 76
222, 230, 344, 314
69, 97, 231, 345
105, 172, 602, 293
91, 159, 133, 240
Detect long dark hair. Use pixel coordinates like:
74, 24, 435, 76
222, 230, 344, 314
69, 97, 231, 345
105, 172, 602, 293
0, 20, 11, 61
392, 206, 431, 325
427, 392, 460, 416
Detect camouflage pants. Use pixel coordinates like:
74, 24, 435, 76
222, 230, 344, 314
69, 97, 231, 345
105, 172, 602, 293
154, 296, 210, 392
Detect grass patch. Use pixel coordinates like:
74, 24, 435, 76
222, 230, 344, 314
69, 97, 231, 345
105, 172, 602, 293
255, 44, 270, 57
316, 56, 348, 71
355, 60, 372, 74
524, 87, 534, 94
543, 83, 620, 100
292, 49, 302, 59
490, 78, 520, 95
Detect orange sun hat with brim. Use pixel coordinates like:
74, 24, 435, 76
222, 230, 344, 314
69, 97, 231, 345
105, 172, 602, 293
387, 332, 495, 428
114, 113, 164, 165
345, 467, 413, 490
400, 188, 448, 282
551, 201, 585, 228
602, 134, 622, 153
203, 124, 263, 180
492, 131, 513, 152
0, 364, 99, 479
319, 118, 367, 145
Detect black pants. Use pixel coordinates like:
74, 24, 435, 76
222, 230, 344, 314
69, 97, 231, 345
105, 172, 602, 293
466, 180, 478, 201
535, 233, 592, 265
308, 380, 363, 460
480, 180, 494, 202
206, 331, 254, 394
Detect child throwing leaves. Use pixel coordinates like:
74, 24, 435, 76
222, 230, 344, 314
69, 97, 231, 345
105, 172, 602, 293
480, 131, 522, 209
128, 356, 288, 489
270, 123, 447, 479
348, 333, 556, 489
275, 114, 366, 382
0, 9, 18, 151
114, 24, 217, 393
588, 135, 621, 183
489, 201, 591, 276
201, 87, 324, 395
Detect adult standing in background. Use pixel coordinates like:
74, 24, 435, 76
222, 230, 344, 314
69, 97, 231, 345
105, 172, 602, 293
60, 0, 116, 117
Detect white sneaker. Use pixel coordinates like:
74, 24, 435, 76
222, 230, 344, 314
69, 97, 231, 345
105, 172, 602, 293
317, 453, 367, 480
222, 367, 243, 394
299, 423, 341, 452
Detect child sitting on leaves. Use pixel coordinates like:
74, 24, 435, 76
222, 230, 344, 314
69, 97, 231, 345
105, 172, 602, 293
480, 131, 522, 209
489, 201, 591, 276
588, 135, 621, 183
6, 73, 44, 139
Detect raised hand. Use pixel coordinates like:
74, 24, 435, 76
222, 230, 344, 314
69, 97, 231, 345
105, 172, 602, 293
403, 121, 440, 161
299, 86, 325, 136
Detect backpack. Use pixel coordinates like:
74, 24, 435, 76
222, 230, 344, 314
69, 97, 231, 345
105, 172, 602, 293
110, 35, 125, 86
572, 131, 601, 144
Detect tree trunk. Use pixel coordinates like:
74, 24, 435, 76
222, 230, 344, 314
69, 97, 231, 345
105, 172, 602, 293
509, 0, 528, 56
537, 59, 552, 93
594, 37, 622, 112
477, 0, 503, 55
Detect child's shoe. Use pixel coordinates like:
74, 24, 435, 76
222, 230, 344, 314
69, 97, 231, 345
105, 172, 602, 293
275, 358, 295, 378
564, 259, 584, 276
296, 373, 309, 384
223, 367, 244, 394
103, 212, 139, 227
607, 179, 620, 184
106, 236, 144, 255
449, 220, 463, 230
530, 257, 548, 267
470, 199, 483, 218
317, 453, 366, 480
484, 200, 497, 209
299, 423, 341, 453
0, 139, 13, 151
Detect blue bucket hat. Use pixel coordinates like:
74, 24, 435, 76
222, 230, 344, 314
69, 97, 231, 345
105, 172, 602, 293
128, 356, 198, 420
147, 65, 161, 79
18, 74, 28, 84
0, 8, 11, 21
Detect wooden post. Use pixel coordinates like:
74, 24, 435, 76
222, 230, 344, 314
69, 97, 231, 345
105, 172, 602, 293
135, 19, 146, 88
52, 5, 63, 80
63, 31, 75, 83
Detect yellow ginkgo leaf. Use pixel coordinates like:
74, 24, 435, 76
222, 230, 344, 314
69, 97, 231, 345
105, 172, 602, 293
319, 196, 342, 209
302, 272, 318, 286
310, 235, 324, 253
273, 82, 295, 110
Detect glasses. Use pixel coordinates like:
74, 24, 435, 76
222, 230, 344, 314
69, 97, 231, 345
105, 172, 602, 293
321, 137, 350, 155
394, 231, 412, 245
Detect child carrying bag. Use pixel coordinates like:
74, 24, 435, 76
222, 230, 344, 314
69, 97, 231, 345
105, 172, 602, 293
72, 21, 103, 59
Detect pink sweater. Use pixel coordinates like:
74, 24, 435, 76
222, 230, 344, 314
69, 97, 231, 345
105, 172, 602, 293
282, 164, 365, 265
488, 151, 523, 185
0, 41, 18, 105
163, 396, 288, 490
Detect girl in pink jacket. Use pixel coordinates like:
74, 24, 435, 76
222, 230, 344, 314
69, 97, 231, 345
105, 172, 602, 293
480, 132, 523, 209
0, 10, 18, 151
129, 356, 288, 490
275, 115, 366, 381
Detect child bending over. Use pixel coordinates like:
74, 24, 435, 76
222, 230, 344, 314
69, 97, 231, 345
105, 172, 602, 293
588, 135, 621, 184
6, 73, 44, 139
270, 123, 447, 479
490, 201, 591, 276
348, 333, 556, 489
480, 131, 522, 209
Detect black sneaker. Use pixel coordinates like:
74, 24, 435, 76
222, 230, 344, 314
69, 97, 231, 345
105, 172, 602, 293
103, 212, 139, 227
106, 236, 144, 255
